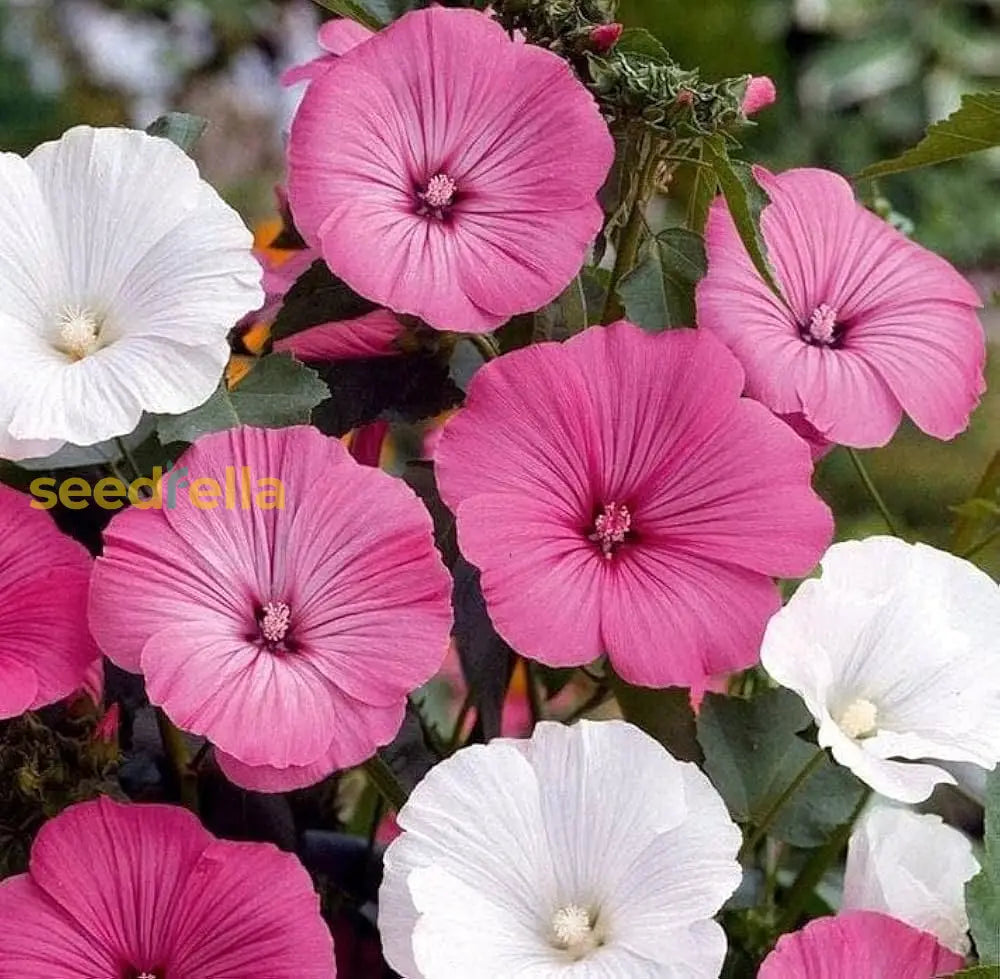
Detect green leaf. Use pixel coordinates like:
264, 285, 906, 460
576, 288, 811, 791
310, 0, 417, 30
156, 354, 329, 444
686, 150, 718, 234
535, 267, 609, 340
618, 228, 706, 330
967, 766, 1000, 965
610, 672, 702, 764
145, 112, 208, 154
702, 135, 782, 299
698, 689, 867, 847
940, 968, 1000, 978
614, 27, 671, 62
951, 499, 1000, 522
857, 91, 1000, 180
270, 260, 380, 342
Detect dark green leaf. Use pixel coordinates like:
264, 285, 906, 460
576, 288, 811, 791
535, 267, 609, 340
618, 228, 706, 330
698, 689, 866, 847
968, 766, 1000, 965
270, 260, 380, 342
610, 672, 702, 764
702, 135, 782, 298
857, 91, 1000, 180
940, 968, 1000, 978
686, 150, 718, 234
156, 354, 329, 444
614, 27, 671, 62
145, 112, 208, 154
310, 0, 418, 29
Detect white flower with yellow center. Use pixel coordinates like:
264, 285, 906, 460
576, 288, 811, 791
378, 719, 742, 978
0, 125, 262, 460
761, 536, 1000, 804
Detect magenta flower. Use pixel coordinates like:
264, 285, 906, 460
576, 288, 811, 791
0, 482, 97, 719
282, 17, 373, 87
287, 7, 615, 333
272, 310, 403, 361
758, 911, 964, 979
742, 75, 777, 115
0, 796, 335, 977
89, 425, 452, 791
697, 167, 985, 448
435, 322, 833, 687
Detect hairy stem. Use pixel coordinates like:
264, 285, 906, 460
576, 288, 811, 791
362, 753, 409, 812
846, 448, 903, 538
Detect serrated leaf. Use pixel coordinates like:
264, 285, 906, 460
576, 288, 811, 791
145, 112, 208, 154
618, 228, 706, 330
698, 689, 866, 847
857, 91, 1000, 179
614, 27, 671, 62
967, 766, 1000, 965
270, 260, 380, 342
702, 135, 783, 299
156, 354, 329, 444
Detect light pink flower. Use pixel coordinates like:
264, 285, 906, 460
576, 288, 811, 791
89, 425, 452, 792
742, 75, 777, 115
0, 482, 97, 719
273, 310, 403, 361
0, 796, 335, 978
435, 322, 833, 687
282, 17, 374, 87
758, 911, 964, 979
287, 6, 615, 333
697, 167, 985, 447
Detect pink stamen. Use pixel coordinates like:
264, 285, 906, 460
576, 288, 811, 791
590, 503, 632, 559
260, 601, 291, 644
807, 303, 839, 345
419, 173, 458, 211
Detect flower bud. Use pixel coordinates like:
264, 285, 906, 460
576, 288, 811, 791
590, 22, 623, 53
742, 75, 777, 116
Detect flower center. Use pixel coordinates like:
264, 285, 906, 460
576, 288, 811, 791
589, 502, 632, 559
56, 305, 103, 360
417, 173, 458, 218
551, 904, 600, 960
838, 697, 879, 739
801, 303, 842, 347
259, 600, 292, 646
124, 969, 164, 979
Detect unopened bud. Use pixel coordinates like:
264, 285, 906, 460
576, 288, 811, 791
742, 75, 777, 116
590, 22, 623, 53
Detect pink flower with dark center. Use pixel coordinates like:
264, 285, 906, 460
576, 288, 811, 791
0, 796, 335, 978
0, 482, 97, 719
757, 911, 964, 978
434, 322, 833, 687
88, 425, 452, 792
697, 167, 985, 448
742, 75, 777, 115
282, 17, 374, 87
287, 7, 615, 333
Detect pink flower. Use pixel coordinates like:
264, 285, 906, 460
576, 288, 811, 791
273, 310, 403, 361
89, 425, 452, 791
697, 167, 985, 448
742, 75, 777, 115
758, 911, 965, 979
590, 22, 624, 52
0, 796, 335, 977
0, 482, 97, 719
435, 322, 833, 687
282, 17, 374, 87
287, 7, 615, 333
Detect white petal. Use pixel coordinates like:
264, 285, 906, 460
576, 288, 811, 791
7, 337, 227, 447
0, 152, 65, 328
844, 803, 979, 954
26, 126, 262, 344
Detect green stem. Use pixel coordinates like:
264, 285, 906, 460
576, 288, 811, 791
156, 710, 198, 813
467, 332, 501, 362
448, 689, 476, 753
776, 787, 872, 934
362, 753, 409, 812
962, 526, 1000, 560
575, 272, 590, 328
738, 749, 826, 861
846, 448, 903, 538
114, 436, 142, 483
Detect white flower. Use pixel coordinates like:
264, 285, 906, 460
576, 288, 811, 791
843, 802, 980, 955
761, 536, 1000, 804
378, 719, 742, 978
0, 125, 262, 460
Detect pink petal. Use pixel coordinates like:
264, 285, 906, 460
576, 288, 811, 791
758, 911, 965, 978
273, 309, 403, 360
317, 17, 374, 54
742, 75, 776, 116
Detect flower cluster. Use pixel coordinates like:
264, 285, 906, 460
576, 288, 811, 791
0, 3, 996, 979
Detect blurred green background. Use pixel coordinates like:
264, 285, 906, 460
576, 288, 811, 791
1, 0, 998, 569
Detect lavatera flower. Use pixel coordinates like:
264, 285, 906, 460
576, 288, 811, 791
0, 125, 262, 460
761, 536, 1000, 803
378, 719, 742, 978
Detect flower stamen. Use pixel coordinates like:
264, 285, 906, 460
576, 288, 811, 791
260, 600, 292, 645
589, 503, 631, 559
417, 173, 458, 218
838, 697, 879, 739
56, 305, 102, 360
551, 904, 599, 959
802, 303, 841, 347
